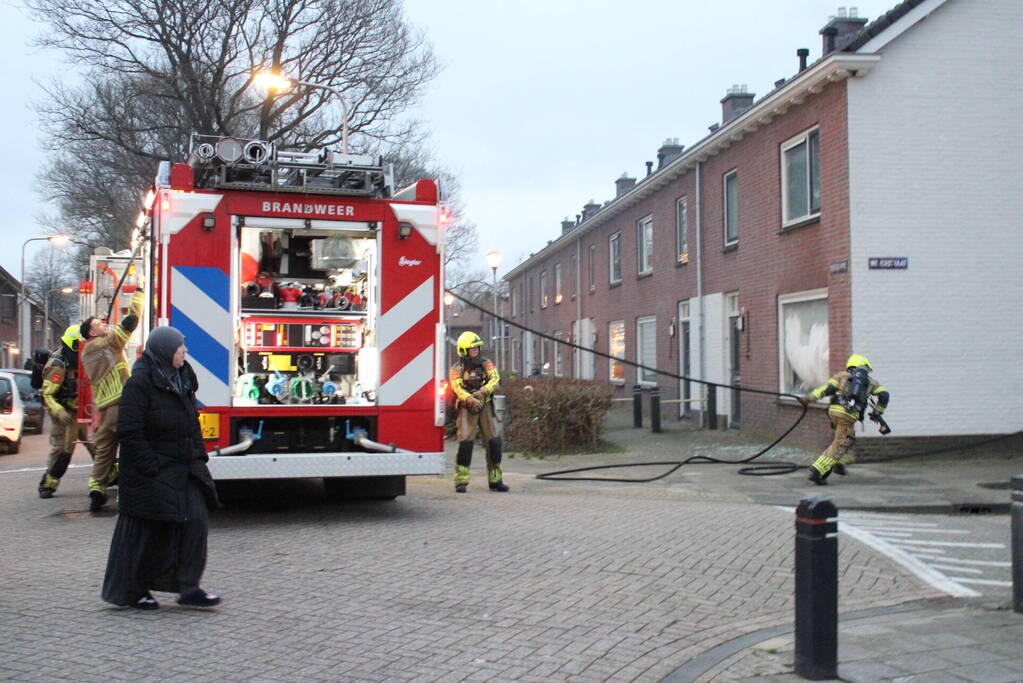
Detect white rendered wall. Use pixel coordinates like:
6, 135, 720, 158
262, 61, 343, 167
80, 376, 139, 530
847, 0, 1023, 436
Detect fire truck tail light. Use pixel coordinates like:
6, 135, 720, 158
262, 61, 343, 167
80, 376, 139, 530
437, 382, 447, 397
438, 206, 451, 226
161, 197, 170, 211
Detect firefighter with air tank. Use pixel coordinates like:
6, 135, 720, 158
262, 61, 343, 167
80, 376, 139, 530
38, 325, 96, 498
800, 354, 890, 484
450, 331, 509, 493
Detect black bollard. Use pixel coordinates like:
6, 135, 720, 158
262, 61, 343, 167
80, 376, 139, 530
794, 495, 838, 680
706, 385, 717, 430
1013, 475, 1023, 613
633, 384, 643, 428
650, 386, 661, 433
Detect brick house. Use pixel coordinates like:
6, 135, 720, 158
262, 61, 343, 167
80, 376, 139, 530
0, 265, 64, 368
502, 0, 1023, 451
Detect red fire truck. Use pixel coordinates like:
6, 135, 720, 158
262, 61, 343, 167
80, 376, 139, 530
124, 134, 448, 498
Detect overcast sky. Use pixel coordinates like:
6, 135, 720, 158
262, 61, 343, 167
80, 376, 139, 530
0, 0, 894, 282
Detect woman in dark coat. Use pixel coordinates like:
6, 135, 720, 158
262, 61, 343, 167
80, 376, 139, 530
102, 326, 221, 609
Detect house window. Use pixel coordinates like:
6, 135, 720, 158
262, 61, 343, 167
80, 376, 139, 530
724, 170, 739, 246
540, 271, 549, 308
636, 316, 657, 385
637, 215, 653, 275
778, 289, 829, 396
0, 295, 14, 324
608, 320, 625, 383
528, 278, 534, 313
511, 285, 518, 318
781, 128, 821, 226
609, 233, 621, 284
571, 254, 578, 298
676, 197, 688, 264
554, 263, 563, 304
541, 335, 552, 375
554, 331, 564, 377
588, 245, 596, 291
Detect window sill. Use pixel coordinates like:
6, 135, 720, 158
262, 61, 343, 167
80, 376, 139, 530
723, 243, 738, 253
637, 271, 653, 280
589, 286, 596, 294
610, 379, 626, 385
778, 396, 825, 409
779, 215, 821, 234
609, 281, 622, 289
676, 260, 689, 268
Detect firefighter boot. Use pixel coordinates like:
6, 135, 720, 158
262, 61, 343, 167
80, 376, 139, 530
88, 477, 108, 512
455, 441, 473, 493
487, 438, 509, 492
38, 473, 60, 499
832, 463, 847, 476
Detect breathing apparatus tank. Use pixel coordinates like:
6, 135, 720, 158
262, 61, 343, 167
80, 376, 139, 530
840, 366, 871, 417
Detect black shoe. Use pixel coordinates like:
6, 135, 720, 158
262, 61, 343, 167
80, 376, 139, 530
807, 468, 827, 486
489, 481, 510, 492
89, 489, 108, 512
455, 483, 467, 494
177, 588, 221, 607
832, 463, 847, 476
132, 593, 159, 610
38, 488, 54, 499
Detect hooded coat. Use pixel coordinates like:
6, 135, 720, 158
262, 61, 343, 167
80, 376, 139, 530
116, 351, 218, 521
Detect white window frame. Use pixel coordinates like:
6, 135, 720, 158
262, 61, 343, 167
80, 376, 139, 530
636, 316, 657, 385
588, 244, 596, 291
553, 331, 564, 377
637, 215, 653, 275
780, 127, 821, 227
609, 233, 622, 284
540, 271, 549, 308
571, 254, 578, 299
554, 263, 563, 304
511, 285, 518, 318
723, 170, 739, 246
777, 288, 829, 397
608, 320, 625, 384
676, 196, 689, 264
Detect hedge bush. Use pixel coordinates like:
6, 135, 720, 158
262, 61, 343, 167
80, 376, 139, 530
502, 378, 613, 454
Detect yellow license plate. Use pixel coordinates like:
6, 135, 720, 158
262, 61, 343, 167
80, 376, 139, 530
198, 413, 220, 440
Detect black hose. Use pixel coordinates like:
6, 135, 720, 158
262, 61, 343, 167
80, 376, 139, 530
104, 233, 149, 323
446, 290, 808, 480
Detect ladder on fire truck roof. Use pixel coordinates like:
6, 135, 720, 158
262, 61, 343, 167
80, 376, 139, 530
185, 133, 395, 199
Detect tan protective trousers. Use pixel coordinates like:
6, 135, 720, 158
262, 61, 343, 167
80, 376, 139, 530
90, 405, 119, 485
811, 412, 857, 476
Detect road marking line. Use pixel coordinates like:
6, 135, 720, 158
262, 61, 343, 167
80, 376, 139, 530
839, 522, 980, 598
929, 564, 982, 574
918, 557, 1010, 568
868, 528, 970, 535
948, 577, 1012, 587
889, 539, 1004, 548
0, 463, 90, 475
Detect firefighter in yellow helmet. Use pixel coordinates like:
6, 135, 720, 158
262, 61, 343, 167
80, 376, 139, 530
450, 331, 508, 493
37, 324, 96, 498
799, 354, 890, 484
79, 287, 145, 510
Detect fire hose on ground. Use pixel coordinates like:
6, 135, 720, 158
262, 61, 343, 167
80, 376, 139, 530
446, 290, 1022, 483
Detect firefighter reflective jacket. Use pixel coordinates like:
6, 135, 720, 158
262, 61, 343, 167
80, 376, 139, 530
41, 344, 80, 415
450, 356, 500, 406
80, 290, 145, 409
808, 370, 889, 421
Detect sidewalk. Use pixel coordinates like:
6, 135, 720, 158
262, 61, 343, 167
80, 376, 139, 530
500, 409, 1023, 681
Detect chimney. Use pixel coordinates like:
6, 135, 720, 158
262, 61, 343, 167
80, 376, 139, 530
561, 217, 576, 235
656, 138, 685, 169
774, 78, 787, 88
797, 48, 810, 72
820, 6, 867, 55
645, 161, 653, 176
708, 122, 720, 133
615, 173, 637, 197
720, 84, 754, 123
581, 200, 601, 221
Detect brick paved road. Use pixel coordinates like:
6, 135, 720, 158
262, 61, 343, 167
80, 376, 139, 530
0, 433, 941, 682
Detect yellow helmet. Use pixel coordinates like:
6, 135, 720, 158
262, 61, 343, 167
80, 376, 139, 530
846, 354, 872, 371
61, 324, 83, 349
456, 331, 483, 357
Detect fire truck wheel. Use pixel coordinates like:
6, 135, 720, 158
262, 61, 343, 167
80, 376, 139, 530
323, 475, 405, 501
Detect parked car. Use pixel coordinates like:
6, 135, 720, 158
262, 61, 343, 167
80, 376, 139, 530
0, 368, 44, 434
0, 371, 24, 453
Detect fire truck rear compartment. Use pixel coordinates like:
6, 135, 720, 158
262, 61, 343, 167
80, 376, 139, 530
232, 415, 376, 454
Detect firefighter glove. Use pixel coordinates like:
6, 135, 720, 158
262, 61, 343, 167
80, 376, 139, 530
472, 390, 486, 401
797, 395, 813, 406
54, 408, 74, 426
465, 397, 483, 412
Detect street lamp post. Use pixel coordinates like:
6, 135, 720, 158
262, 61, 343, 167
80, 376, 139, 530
485, 250, 503, 370
43, 286, 74, 349
20, 235, 70, 357
252, 72, 351, 154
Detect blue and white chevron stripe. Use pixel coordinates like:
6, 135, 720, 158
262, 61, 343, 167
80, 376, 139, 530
170, 266, 232, 407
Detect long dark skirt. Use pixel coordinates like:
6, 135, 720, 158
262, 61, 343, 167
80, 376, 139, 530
101, 478, 209, 606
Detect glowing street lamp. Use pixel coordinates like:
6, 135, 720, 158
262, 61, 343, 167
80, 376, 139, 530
485, 251, 503, 368
253, 71, 351, 154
